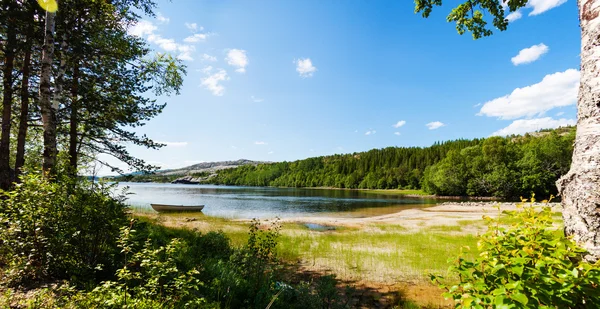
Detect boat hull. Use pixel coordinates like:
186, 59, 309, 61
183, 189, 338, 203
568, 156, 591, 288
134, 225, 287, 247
150, 204, 205, 213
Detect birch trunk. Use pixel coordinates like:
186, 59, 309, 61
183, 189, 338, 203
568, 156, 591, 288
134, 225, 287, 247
0, 6, 16, 190
557, 0, 600, 262
39, 8, 57, 176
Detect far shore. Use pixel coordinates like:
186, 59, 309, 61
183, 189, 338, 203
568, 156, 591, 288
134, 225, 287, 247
118, 180, 509, 201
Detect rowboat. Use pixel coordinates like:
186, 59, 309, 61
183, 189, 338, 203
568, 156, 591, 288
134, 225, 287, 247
150, 204, 205, 213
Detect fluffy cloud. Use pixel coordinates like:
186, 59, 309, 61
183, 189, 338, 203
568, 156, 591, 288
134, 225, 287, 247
251, 96, 264, 103
528, 0, 568, 15
185, 22, 202, 32
394, 132, 401, 136
200, 68, 229, 96
201, 54, 217, 62
128, 20, 157, 37
478, 69, 579, 119
184, 33, 210, 43
226, 49, 249, 73
511, 43, 549, 65
128, 20, 201, 61
393, 120, 406, 128
506, 10, 522, 22
491, 117, 576, 136
156, 141, 188, 147
295, 58, 317, 78
426, 121, 445, 130
365, 130, 376, 135
156, 13, 169, 24
255, 141, 267, 145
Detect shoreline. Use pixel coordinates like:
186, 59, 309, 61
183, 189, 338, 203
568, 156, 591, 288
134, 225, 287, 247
117, 181, 508, 201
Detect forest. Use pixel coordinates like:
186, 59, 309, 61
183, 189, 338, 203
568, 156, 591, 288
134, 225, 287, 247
207, 127, 575, 199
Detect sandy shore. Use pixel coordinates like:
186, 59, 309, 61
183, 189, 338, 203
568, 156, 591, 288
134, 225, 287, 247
268, 202, 562, 231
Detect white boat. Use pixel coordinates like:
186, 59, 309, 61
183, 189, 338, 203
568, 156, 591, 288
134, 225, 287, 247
150, 204, 205, 213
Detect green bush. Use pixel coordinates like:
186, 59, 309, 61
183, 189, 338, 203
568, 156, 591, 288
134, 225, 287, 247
68, 224, 219, 308
432, 198, 600, 308
0, 175, 128, 285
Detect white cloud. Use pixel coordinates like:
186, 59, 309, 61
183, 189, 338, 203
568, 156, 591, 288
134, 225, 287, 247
200, 69, 229, 96
506, 10, 522, 22
156, 13, 169, 24
226, 49, 249, 73
255, 141, 267, 145
147, 34, 177, 51
176, 44, 196, 61
185, 22, 202, 32
201, 54, 217, 62
251, 96, 264, 103
393, 120, 406, 128
394, 132, 401, 136
491, 117, 576, 136
128, 20, 157, 37
295, 58, 317, 78
527, 0, 567, 15
184, 33, 208, 43
426, 121, 445, 130
556, 111, 565, 116
129, 20, 198, 61
231, 145, 238, 150
365, 130, 376, 135
156, 141, 188, 147
511, 43, 549, 65
478, 69, 579, 119
268, 151, 274, 155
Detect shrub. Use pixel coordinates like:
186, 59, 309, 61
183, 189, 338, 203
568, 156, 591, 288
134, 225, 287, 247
0, 175, 128, 285
68, 224, 219, 309
432, 198, 600, 308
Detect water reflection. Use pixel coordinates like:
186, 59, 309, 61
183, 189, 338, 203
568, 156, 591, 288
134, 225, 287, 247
116, 183, 439, 219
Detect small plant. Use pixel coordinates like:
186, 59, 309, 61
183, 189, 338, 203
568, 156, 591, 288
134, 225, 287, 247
432, 197, 600, 308
69, 222, 217, 308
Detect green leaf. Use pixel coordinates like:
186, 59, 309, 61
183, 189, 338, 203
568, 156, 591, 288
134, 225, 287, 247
511, 293, 528, 305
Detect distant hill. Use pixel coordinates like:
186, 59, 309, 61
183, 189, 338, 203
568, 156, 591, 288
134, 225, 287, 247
156, 159, 265, 176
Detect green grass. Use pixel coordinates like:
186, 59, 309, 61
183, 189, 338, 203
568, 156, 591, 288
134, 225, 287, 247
131, 209, 478, 283
277, 224, 477, 283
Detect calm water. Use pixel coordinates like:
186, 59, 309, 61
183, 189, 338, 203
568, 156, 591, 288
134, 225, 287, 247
116, 182, 439, 219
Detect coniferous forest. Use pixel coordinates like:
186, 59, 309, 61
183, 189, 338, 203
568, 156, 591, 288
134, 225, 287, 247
208, 127, 575, 199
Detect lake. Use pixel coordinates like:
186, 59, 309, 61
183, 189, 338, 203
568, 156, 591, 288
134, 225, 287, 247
116, 182, 439, 219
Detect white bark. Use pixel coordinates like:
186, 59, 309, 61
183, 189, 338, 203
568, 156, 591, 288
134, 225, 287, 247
557, 0, 600, 262
39, 8, 57, 174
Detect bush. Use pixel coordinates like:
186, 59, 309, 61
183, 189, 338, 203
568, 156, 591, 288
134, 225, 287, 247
0, 175, 128, 285
68, 224, 219, 308
432, 198, 600, 308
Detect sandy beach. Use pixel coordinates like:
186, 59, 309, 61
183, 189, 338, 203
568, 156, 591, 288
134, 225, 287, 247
271, 201, 562, 232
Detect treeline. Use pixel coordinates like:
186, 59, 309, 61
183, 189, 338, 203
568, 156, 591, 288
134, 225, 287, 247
208, 128, 575, 198
210, 139, 483, 189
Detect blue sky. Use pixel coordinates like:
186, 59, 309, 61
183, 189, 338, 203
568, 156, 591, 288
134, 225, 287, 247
100, 0, 580, 174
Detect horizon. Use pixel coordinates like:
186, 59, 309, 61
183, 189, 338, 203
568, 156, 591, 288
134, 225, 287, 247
99, 0, 579, 174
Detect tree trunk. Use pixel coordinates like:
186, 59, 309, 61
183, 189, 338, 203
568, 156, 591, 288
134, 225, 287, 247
0, 6, 16, 191
39, 8, 57, 177
557, 0, 600, 262
69, 66, 79, 174
15, 7, 35, 181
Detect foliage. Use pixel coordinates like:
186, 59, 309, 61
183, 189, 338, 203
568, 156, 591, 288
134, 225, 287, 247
415, 0, 529, 39
432, 198, 600, 308
423, 130, 574, 198
198, 127, 574, 199
0, 174, 128, 285
68, 224, 218, 308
